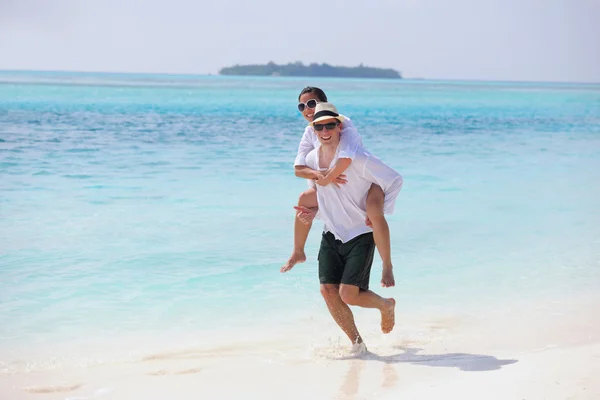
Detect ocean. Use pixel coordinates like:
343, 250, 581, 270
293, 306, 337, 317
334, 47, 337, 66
1, 71, 599, 397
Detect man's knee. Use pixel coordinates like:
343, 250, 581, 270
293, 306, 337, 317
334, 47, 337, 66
298, 188, 317, 207
320, 284, 340, 302
339, 285, 359, 305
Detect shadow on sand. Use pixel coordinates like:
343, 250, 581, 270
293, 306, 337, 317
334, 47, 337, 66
339, 346, 518, 371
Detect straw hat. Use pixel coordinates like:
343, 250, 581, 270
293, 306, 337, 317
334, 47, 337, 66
311, 103, 346, 125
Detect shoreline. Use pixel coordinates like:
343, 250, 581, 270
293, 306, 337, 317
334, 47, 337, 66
1, 291, 598, 399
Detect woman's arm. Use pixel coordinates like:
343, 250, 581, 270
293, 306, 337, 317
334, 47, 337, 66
294, 126, 316, 170
338, 117, 363, 160
315, 157, 351, 186
294, 165, 320, 180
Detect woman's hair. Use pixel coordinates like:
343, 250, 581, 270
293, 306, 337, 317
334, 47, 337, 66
298, 86, 328, 102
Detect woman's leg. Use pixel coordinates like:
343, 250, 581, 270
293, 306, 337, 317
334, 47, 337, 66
366, 184, 395, 287
281, 187, 318, 272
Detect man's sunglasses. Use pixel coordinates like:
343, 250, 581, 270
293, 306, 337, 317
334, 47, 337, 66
297, 99, 318, 112
313, 122, 340, 131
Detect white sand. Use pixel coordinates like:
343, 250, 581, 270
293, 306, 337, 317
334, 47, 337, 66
1, 293, 598, 400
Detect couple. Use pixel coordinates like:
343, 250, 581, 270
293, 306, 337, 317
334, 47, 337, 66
281, 87, 403, 352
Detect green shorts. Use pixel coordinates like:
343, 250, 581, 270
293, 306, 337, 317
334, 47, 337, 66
318, 231, 375, 291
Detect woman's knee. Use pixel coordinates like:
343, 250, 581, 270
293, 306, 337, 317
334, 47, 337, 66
298, 187, 317, 207
366, 184, 384, 215
366, 201, 384, 221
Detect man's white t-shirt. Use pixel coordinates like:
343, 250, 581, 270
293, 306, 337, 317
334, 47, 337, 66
294, 116, 364, 167
305, 145, 403, 243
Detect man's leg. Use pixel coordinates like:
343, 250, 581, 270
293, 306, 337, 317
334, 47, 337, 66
318, 232, 365, 348
320, 284, 363, 345
338, 233, 396, 334
366, 184, 395, 288
339, 284, 396, 334
281, 188, 317, 272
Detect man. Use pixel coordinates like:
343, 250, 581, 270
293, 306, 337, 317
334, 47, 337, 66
282, 102, 403, 352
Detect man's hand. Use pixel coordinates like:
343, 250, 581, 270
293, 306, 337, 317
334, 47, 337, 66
365, 216, 372, 227
381, 268, 395, 288
294, 205, 317, 225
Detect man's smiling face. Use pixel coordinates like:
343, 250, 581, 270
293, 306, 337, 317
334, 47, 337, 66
314, 118, 342, 146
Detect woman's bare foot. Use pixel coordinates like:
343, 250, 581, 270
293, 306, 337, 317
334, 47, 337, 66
280, 251, 306, 273
381, 266, 395, 287
381, 298, 396, 334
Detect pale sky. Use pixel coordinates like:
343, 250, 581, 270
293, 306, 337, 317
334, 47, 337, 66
1, 0, 599, 82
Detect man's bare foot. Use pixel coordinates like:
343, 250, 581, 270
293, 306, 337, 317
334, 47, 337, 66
381, 267, 395, 287
381, 298, 396, 334
280, 251, 306, 273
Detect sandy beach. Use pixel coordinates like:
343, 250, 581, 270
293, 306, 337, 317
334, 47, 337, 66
2, 291, 598, 400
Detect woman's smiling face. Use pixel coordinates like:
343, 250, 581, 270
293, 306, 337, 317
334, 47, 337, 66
298, 92, 320, 122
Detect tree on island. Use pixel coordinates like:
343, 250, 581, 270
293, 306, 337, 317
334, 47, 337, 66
219, 62, 402, 79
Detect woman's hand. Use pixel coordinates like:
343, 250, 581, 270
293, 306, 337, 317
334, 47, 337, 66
333, 174, 347, 186
316, 171, 347, 187
314, 173, 329, 186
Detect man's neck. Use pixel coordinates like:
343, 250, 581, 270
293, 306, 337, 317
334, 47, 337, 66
319, 143, 339, 169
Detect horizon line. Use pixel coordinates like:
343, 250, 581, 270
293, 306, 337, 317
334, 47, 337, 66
1, 68, 599, 86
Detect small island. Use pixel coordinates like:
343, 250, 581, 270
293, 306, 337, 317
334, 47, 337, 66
219, 62, 402, 79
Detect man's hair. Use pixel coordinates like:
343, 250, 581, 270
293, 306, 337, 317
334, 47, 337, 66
298, 86, 328, 102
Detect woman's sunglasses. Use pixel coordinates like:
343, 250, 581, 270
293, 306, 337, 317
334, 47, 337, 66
313, 121, 340, 131
297, 99, 318, 112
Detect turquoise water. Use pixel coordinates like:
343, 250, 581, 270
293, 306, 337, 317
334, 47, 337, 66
1, 71, 600, 366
